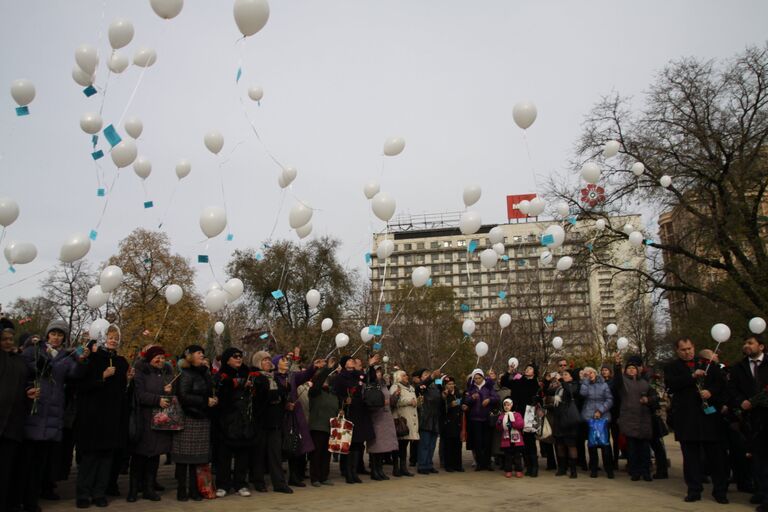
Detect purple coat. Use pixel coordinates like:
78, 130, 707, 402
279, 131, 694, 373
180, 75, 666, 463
276, 365, 316, 455
22, 345, 85, 442
464, 379, 499, 423
368, 385, 399, 453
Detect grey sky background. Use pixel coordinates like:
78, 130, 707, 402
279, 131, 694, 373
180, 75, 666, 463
1, 0, 767, 306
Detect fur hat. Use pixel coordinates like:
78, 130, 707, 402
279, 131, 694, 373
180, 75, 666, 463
251, 350, 271, 368
144, 345, 166, 362
626, 355, 643, 369
45, 319, 69, 343
339, 355, 352, 369
183, 344, 205, 357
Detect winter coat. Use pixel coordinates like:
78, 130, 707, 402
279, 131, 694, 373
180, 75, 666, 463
547, 380, 580, 439
177, 361, 214, 419
441, 389, 463, 438
508, 374, 541, 414
418, 378, 443, 433
368, 384, 399, 453
496, 411, 524, 448
252, 372, 287, 431
612, 364, 656, 440
132, 360, 173, 456
276, 365, 317, 455
74, 348, 130, 453
727, 356, 768, 455
665, 357, 727, 442
22, 344, 85, 442
214, 363, 257, 446
334, 367, 375, 443
390, 382, 419, 441
579, 376, 614, 422
308, 369, 340, 433
0, 351, 31, 441
464, 379, 499, 423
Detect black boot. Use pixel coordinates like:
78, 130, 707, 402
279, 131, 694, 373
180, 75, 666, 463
569, 458, 578, 479
530, 465, 539, 478
378, 456, 390, 480
175, 465, 188, 502
345, 452, 357, 484
188, 467, 202, 501
143, 458, 161, 501
370, 454, 382, 481
392, 453, 402, 477
588, 447, 599, 478
400, 455, 414, 477
126, 456, 142, 502
602, 447, 614, 479
555, 455, 567, 476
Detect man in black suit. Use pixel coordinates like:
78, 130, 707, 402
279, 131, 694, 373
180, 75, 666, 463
728, 335, 768, 512
665, 337, 729, 504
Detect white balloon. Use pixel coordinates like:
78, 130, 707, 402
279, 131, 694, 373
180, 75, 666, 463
595, 219, 606, 230
462, 319, 476, 336
205, 289, 228, 313
203, 131, 224, 154
99, 265, 124, 293
540, 251, 553, 265
616, 337, 629, 350
80, 112, 102, 134
306, 289, 321, 309
214, 322, 225, 335
10, 79, 35, 106
376, 239, 394, 259
108, 19, 134, 49
124, 117, 143, 139
603, 140, 620, 159
9, 241, 36, 265
541, 224, 565, 249
555, 201, 570, 217
208, 282, 222, 293
360, 327, 373, 343
165, 284, 183, 305
248, 85, 264, 101
150, 0, 184, 19
710, 323, 731, 343
75, 44, 99, 74
383, 136, 405, 156
280, 167, 297, 188
296, 222, 313, 239
527, 197, 546, 217
233, 0, 271, 37
107, 52, 129, 73
175, 159, 191, 179
5, 240, 19, 264
628, 231, 644, 247
623, 223, 634, 235
556, 256, 573, 271
133, 157, 152, 180
499, 313, 511, 329
224, 278, 244, 301
552, 336, 563, 350
518, 200, 531, 215
111, 139, 138, 168
508, 357, 519, 368
749, 317, 766, 335
59, 233, 91, 263
479, 248, 498, 270
581, 162, 601, 184
72, 66, 95, 86
382, 356, 389, 363
474, 341, 489, 357
488, 226, 504, 245
199, 206, 227, 238
288, 201, 313, 229
512, 101, 537, 130
0, 198, 20, 227
606, 323, 618, 336
133, 47, 157, 67
335, 332, 349, 349
89, 318, 110, 340
371, 192, 396, 222
459, 211, 481, 235
660, 175, 672, 188
321, 318, 333, 332
462, 185, 481, 207
631, 162, 645, 177
363, 180, 380, 200
411, 266, 430, 288
87, 285, 109, 309
492, 242, 505, 256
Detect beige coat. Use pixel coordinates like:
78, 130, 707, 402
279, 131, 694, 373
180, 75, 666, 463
390, 383, 420, 441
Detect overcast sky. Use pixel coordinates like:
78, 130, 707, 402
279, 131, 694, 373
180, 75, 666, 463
1, 0, 767, 307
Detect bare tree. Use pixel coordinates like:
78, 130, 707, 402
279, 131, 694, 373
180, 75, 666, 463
39, 261, 96, 345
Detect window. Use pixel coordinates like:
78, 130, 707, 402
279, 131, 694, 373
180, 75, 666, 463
417, 242, 424, 250
442, 241, 452, 248
513, 235, 523, 243
431, 241, 439, 249
404, 243, 412, 250
457, 240, 466, 247
404, 255, 412, 264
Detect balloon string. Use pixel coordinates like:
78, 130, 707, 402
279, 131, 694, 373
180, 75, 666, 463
94, 171, 121, 231
310, 333, 324, 361
438, 347, 460, 371
97, 66, 113, 117
373, 251, 389, 326
266, 189, 287, 241
116, 64, 149, 128
154, 304, 170, 342
522, 130, 538, 191
238, 94, 285, 170
490, 327, 505, 370
383, 286, 415, 330
704, 341, 722, 375
157, 180, 179, 228
0, 264, 55, 290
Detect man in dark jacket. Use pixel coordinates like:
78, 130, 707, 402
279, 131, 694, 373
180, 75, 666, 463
728, 334, 768, 511
665, 337, 729, 504
417, 369, 442, 475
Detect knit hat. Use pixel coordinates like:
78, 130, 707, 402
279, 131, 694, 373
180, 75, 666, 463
221, 347, 244, 366
144, 345, 166, 362
45, 319, 69, 342
272, 354, 286, 368
183, 344, 205, 357
600, 363, 611, 371
251, 350, 271, 368
626, 355, 643, 369
503, 398, 513, 406
412, 368, 428, 378
339, 355, 352, 369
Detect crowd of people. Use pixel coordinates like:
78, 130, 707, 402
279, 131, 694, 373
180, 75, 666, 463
0, 316, 766, 511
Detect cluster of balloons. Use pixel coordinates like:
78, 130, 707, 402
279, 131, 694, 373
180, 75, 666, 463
517, 197, 546, 217
0, 198, 38, 267
204, 278, 244, 313
289, 201, 313, 239
85, 265, 124, 309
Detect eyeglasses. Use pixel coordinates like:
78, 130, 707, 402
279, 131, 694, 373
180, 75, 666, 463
231, 354, 243, 359
558, 363, 567, 367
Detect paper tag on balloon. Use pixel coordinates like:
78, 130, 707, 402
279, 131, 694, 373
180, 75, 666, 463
365, 252, 372, 264
8, 265, 16, 273
15, 106, 29, 116
644, 239, 653, 245
460, 304, 470, 312
83, 85, 97, 97
568, 216, 578, 225
91, 134, 99, 147
368, 325, 382, 336
255, 253, 264, 261
97, 188, 105, 197
89, 229, 98, 241
467, 240, 478, 254
259, 333, 269, 339
236, 67, 242, 83
103, 125, 122, 147
143, 258, 151, 264
372, 342, 382, 351
545, 315, 554, 324
271, 289, 284, 300
501, 255, 509, 261
426, 278, 432, 287
143, 201, 154, 209
541, 234, 554, 246
226, 233, 234, 241
518, 259, 526, 266
384, 304, 392, 313
91, 150, 104, 160
198, 255, 209, 263
703, 405, 716, 415
585, 243, 593, 252
498, 291, 507, 299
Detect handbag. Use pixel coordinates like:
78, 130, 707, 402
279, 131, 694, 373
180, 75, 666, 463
151, 396, 185, 431
363, 383, 385, 409
523, 404, 540, 433
487, 407, 501, 428
282, 414, 302, 457
394, 416, 409, 437
328, 413, 354, 454
537, 414, 553, 443
195, 464, 216, 499
587, 417, 610, 447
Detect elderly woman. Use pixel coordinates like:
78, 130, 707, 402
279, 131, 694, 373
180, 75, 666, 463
173, 345, 217, 502
580, 366, 614, 478
463, 369, 499, 471
368, 366, 399, 480
390, 369, 418, 477
128, 346, 174, 502
440, 376, 464, 472
308, 363, 339, 486
546, 370, 581, 478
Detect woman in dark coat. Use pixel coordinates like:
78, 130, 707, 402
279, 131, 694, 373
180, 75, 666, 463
416, 368, 443, 475
308, 365, 340, 486
333, 354, 378, 484
462, 369, 499, 471
173, 344, 217, 502
508, 362, 542, 477
74, 325, 129, 508
128, 346, 174, 502
367, 365, 399, 480
440, 376, 464, 472
546, 370, 581, 478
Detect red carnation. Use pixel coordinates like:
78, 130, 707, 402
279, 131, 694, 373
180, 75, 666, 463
686, 361, 695, 369
249, 371, 261, 378
219, 373, 229, 380
580, 184, 606, 208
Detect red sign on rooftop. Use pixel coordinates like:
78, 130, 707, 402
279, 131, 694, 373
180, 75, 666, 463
506, 193, 537, 220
